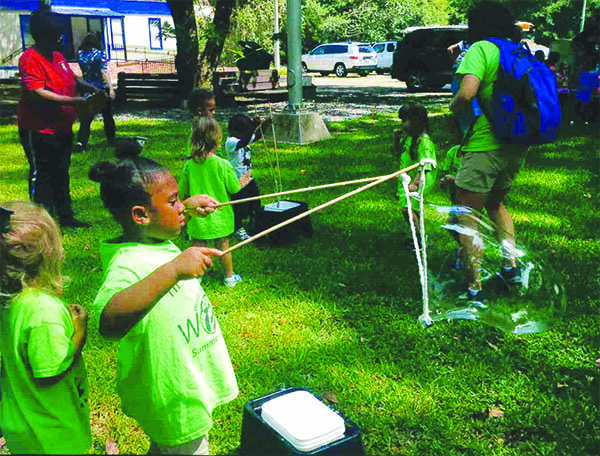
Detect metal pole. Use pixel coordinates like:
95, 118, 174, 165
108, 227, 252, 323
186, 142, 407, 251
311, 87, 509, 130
286, 0, 302, 111
580, 0, 587, 32
274, 0, 280, 72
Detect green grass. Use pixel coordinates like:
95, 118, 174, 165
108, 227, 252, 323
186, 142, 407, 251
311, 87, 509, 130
0, 111, 598, 455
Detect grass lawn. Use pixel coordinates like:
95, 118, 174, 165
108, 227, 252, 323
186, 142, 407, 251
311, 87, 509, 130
0, 108, 598, 455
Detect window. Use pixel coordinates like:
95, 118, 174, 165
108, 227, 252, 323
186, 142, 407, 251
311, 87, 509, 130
312, 46, 325, 55
149, 18, 163, 50
111, 17, 125, 50
19, 15, 35, 51
327, 45, 347, 54
87, 18, 103, 35
386, 43, 395, 52
358, 45, 374, 53
373, 44, 385, 53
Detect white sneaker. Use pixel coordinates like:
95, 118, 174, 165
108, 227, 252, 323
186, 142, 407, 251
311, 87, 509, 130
233, 228, 250, 241
224, 273, 242, 287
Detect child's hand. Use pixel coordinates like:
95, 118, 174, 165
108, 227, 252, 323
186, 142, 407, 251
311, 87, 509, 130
184, 194, 217, 218
173, 247, 221, 279
440, 174, 456, 188
240, 172, 251, 188
69, 304, 88, 333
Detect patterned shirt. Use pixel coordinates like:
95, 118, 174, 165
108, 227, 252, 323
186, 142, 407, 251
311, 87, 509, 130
78, 49, 107, 89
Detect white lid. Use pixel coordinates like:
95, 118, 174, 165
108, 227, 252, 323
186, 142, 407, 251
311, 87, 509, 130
261, 390, 345, 452
264, 201, 301, 212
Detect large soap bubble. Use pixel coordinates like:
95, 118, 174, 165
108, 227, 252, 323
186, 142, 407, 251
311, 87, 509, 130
413, 203, 566, 334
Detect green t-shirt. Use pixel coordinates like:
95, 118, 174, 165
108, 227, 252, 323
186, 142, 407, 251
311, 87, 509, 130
456, 40, 500, 152
179, 155, 241, 240
93, 240, 239, 447
0, 288, 91, 454
397, 133, 437, 207
441, 145, 463, 175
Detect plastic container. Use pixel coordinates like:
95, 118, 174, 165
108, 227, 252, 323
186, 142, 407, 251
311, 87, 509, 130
262, 390, 345, 452
240, 387, 365, 456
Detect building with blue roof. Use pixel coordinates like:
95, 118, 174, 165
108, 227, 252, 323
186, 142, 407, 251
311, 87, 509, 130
0, 0, 178, 77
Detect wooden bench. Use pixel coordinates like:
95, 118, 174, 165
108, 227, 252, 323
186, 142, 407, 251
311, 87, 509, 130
213, 69, 316, 104
115, 72, 181, 107
0, 77, 20, 116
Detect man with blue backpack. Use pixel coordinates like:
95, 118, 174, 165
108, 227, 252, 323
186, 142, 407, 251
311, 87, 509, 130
449, 1, 560, 303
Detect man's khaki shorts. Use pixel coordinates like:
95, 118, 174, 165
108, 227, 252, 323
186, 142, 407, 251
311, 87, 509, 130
455, 147, 527, 194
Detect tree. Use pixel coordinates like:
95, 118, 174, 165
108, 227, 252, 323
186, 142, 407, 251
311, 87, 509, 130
166, 0, 198, 99
195, 0, 241, 86
448, 0, 600, 41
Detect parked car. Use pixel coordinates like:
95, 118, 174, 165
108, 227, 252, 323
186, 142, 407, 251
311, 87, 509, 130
391, 25, 468, 90
302, 42, 377, 77
372, 41, 398, 74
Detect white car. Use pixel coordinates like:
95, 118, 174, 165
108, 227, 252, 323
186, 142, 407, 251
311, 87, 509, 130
372, 41, 397, 74
302, 42, 377, 77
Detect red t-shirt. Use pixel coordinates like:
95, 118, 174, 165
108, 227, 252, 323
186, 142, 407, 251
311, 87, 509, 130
18, 47, 77, 134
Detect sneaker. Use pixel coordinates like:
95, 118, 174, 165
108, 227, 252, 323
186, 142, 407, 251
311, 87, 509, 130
457, 289, 487, 308
498, 267, 523, 287
233, 227, 250, 241
74, 142, 85, 153
224, 273, 242, 287
59, 217, 91, 229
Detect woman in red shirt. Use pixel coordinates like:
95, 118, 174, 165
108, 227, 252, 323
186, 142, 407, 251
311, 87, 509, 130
18, 8, 98, 228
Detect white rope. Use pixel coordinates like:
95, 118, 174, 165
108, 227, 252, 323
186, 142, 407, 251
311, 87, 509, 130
418, 165, 431, 326
402, 158, 436, 327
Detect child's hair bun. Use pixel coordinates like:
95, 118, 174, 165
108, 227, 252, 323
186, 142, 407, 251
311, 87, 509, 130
88, 160, 118, 183
114, 136, 146, 159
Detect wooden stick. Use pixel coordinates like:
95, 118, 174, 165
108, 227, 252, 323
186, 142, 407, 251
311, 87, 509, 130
219, 162, 422, 256
215, 173, 393, 208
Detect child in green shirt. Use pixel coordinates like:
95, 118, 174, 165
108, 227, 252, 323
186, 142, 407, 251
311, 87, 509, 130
89, 154, 238, 454
0, 201, 91, 454
179, 116, 244, 287
392, 101, 437, 247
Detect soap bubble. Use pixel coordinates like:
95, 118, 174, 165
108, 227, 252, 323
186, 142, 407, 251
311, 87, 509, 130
413, 203, 566, 334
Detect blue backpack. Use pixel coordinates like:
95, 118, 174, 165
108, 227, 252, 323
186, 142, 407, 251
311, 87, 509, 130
484, 38, 561, 145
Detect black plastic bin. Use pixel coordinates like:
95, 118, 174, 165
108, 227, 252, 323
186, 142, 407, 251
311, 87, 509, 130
252, 200, 313, 245
240, 387, 365, 456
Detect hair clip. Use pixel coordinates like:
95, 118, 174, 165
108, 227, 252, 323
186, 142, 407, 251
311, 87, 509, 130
0, 207, 14, 234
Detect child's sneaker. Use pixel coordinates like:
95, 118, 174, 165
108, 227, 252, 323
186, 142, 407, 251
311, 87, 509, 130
457, 288, 487, 308
498, 266, 523, 287
233, 227, 250, 241
224, 273, 242, 287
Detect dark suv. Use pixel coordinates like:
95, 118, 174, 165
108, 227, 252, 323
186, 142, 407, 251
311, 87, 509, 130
391, 25, 468, 90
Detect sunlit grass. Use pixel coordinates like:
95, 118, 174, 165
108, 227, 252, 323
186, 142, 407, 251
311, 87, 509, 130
0, 113, 598, 455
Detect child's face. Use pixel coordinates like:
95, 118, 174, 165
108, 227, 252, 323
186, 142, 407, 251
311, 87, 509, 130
143, 172, 185, 243
197, 98, 216, 117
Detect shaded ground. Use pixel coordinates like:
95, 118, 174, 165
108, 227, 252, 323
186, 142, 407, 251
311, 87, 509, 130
116, 74, 453, 124
0, 74, 453, 125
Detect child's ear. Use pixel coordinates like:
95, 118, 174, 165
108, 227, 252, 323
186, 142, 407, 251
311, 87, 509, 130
131, 205, 150, 226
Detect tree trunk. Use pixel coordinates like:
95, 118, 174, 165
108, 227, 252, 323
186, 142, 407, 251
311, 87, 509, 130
166, 0, 199, 100
196, 0, 239, 87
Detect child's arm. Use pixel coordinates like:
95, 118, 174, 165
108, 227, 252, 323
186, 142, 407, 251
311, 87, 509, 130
99, 247, 221, 340
392, 129, 403, 154
35, 303, 88, 387
69, 304, 88, 360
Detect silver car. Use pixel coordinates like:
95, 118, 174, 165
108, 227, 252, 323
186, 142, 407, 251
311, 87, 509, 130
302, 42, 377, 77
